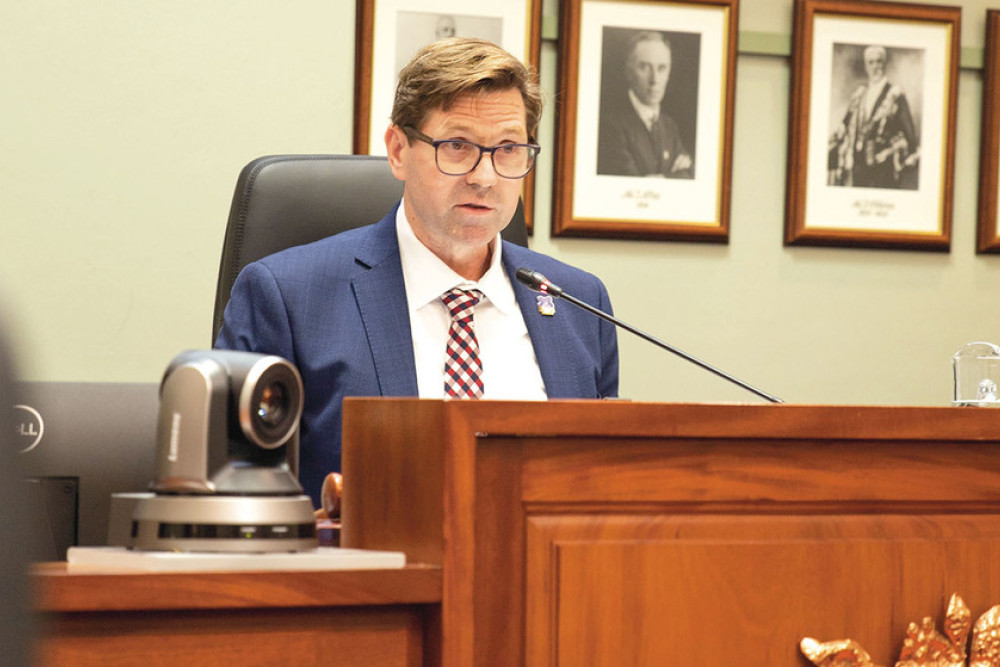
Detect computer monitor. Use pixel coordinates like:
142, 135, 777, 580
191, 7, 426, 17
1, 325, 36, 665
14, 381, 160, 559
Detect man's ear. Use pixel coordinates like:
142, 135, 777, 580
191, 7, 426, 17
385, 125, 408, 180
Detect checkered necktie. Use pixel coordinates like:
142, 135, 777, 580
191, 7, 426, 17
442, 288, 484, 399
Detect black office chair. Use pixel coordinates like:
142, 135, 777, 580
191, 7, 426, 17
212, 154, 529, 342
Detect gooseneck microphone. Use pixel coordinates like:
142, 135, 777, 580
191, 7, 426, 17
515, 268, 783, 404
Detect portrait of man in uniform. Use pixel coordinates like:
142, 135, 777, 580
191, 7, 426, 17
827, 43, 922, 190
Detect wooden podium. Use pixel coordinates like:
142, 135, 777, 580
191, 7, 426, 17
341, 399, 1000, 666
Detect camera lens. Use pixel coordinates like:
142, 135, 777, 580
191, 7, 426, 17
238, 356, 303, 449
256, 382, 287, 426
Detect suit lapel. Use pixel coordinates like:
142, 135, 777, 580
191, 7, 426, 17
352, 210, 419, 396
626, 106, 658, 174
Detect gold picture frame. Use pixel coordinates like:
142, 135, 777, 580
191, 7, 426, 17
785, 0, 960, 251
552, 0, 738, 242
977, 9, 1000, 254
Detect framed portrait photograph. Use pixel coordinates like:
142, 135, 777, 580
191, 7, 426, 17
552, 0, 738, 242
353, 0, 541, 155
785, 0, 960, 250
353, 0, 542, 230
977, 9, 1000, 254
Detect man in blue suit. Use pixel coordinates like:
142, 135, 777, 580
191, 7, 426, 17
216, 37, 619, 504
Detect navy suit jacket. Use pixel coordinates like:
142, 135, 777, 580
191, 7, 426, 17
216, 205, 619, 502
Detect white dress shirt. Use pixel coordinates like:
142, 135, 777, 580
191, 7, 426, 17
395, 204, 547, 400
628, 89, 660, 131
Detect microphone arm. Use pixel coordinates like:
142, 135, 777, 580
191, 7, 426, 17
515, 268, 784, 404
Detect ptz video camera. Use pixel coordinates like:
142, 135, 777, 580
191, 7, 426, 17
128, 350, 317, 553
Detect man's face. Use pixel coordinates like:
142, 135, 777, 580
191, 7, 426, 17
864, 49, 886, 81
436, 16, 456, 39
385, 88, 527, 271
626, 39, 672, 107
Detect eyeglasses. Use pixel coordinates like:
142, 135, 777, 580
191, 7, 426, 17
403, 126, 540, 180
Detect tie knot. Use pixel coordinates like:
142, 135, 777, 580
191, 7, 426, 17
442, 289, 482, 320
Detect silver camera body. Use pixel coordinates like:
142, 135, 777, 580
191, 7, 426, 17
128, 350, 317, 553
152, 349, 304, 495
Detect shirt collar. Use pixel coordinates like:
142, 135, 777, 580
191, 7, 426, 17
395, 202, 517, 314
628, 89, 660, 128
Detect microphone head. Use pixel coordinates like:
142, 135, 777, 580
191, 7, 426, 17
515, 268, 564, 296
515, 267, 542, 290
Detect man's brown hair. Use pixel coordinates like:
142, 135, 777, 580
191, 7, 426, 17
391, 37, 542, 141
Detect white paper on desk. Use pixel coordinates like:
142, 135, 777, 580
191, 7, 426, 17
66, 547, 406, 572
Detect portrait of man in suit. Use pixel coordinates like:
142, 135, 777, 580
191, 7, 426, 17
393, 13, 502, 74
597, 28, 699, 179
827, 44, 922, 190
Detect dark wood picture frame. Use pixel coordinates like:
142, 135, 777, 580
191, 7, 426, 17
785, 0, 961, 251
978, 10, 1000, 254
353, 0, 543, 231
553, 0, 738, 242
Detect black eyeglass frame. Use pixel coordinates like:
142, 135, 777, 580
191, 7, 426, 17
402, 126, 541, 180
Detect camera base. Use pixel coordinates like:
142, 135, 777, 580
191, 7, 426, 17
128, 494, 317, 553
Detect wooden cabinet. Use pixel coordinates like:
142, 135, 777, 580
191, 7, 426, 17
35, 564, 441, 666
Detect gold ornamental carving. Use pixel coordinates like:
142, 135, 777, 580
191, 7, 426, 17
801, 594, 1000, 667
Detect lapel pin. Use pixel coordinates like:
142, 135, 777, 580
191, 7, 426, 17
536, 293, 555, 316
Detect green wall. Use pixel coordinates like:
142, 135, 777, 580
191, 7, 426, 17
3, 0, 999, 406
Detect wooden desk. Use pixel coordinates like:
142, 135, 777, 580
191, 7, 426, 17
34, 563, 441, 666
341, 399, 1000, 666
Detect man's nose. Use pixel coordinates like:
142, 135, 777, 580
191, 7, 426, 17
466, 152, 498, 187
